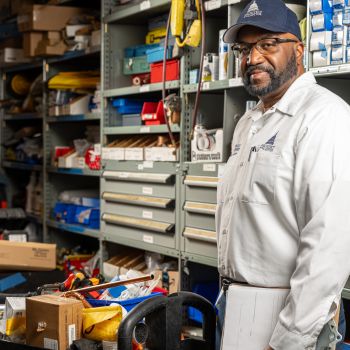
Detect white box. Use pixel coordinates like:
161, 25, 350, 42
66, 24, 91, 38
0, 48, 30, 64
191, 128, 223, 163
72, 156, 85, 169
102, 147, 125, 160
58, 152, 78, 168
331, 45, 346, 64
125, 147, 144, 161
61, 95, 91, 115
144, 147, 178, 162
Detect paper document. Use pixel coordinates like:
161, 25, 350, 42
221, 284, 290, 350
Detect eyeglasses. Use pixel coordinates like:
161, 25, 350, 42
231, 38, 298, 60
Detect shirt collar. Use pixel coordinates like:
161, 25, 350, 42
246, 72, 316, 119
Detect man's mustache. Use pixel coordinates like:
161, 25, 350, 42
244, 65, 274, 78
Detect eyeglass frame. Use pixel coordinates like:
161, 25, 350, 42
231, 37, 299, 60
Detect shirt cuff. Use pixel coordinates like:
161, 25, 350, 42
269, 321, 317, 350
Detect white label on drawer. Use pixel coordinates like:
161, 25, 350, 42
218, 164, 226, 178
44, 338, 58, 350
140, 84, 150, 92
206, 0, 221, 10
140, 0, 151, 10
140, 126, 150, 133
142, 186, 153, 195
143, 234, 154, 244
203, 163, 216, 172
229, 78, 243, 87
143, 161, 154, 168
202, 82, 210, 90
119, 172, 129, 178
138, 164, 144, 170
142, 210, 153, 219
68, 324, 76, 345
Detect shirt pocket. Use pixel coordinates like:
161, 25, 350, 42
241, 151, 280, 205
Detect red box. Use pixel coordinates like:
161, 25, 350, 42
150, 59, 179, 84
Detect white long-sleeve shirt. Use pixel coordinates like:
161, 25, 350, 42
216, 72, 350, 350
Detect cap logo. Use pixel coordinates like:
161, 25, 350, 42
244, 1, 262, 18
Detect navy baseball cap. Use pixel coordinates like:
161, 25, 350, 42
223, 0, 301, 43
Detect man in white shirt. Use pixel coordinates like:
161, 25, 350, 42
216, 0, 350, 349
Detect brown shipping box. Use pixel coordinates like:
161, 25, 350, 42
0, 240, 56, 270
23, 32, 44, 57
17, 5, 84, 32
26, 294, 83, 350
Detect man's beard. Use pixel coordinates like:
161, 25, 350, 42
242, 53, 298, 97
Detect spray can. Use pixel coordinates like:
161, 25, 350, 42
219, 29, 228, 80
202, 53, 219, 81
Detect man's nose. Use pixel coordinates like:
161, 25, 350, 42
247, 45, 265, 65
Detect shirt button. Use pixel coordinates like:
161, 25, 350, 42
239, 162, 244, 167
221, 264, 225, 270
222, 229, 227, 235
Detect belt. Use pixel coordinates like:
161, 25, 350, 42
220, 276, 247, 294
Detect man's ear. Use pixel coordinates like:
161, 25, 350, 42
295, 41, 304, 66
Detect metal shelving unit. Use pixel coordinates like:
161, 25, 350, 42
46, 113, 101, 123
46, 219, 100, 239
47, 167, 102, 177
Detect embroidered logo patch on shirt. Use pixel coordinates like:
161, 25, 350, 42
232, 144, 241, 155
259, 132, 278, 152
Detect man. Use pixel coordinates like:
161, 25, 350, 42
216, 0, 350, 349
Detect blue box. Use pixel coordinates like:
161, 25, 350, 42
73, 206, 100, 229
87, 292, 163, 312
312, 13, 333, 31
112, 98, 145, 115
146, 46, 173, 63
310, 0, 333, 14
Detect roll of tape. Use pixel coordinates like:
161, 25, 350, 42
312, 14, 326, 31
312, 49, 330, 67
133, 76, 141, 86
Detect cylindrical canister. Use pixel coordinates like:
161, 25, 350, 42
219, 29, 228, 80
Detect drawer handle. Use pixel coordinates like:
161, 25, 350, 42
184, 201, 216, 215
183, 227, 217, 243
103, 171, 173, 184
184, 175, 218, 188
102, 192, 173, 209
102, 213, 174, 233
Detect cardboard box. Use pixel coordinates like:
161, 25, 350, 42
0, 240, 56, 271
26, 294, 83, 350
154, 270, 179, 294
91, 29, 101, 47
60, 95, 92, 115
35, 31, 67, 57
23, 32, 44, 57
10, 0, 33, 16
17, 5, 84, 32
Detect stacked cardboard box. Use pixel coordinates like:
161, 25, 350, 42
18, 5, 84, 57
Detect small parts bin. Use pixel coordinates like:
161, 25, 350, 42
150, 59, 179, 83
141, 101, 165, 125
118, 291, 216, 350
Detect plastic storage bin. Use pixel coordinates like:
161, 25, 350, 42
112, 98, 145, 115
73, 206, 100, 229
141, 101, 165, 125
87, 288, 168, 312
150, 59, 179, 83
124, 44, 159, 58
53, 202, 76, 223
